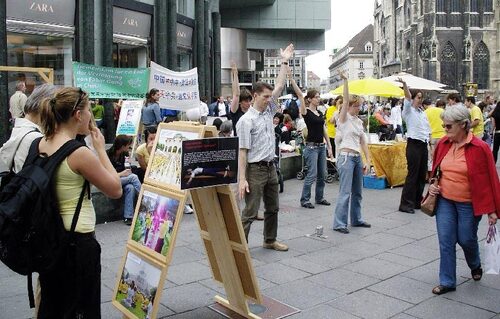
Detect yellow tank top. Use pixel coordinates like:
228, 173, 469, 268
55, 158, 95, 233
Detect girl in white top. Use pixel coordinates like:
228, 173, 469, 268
333, 71, 372, 234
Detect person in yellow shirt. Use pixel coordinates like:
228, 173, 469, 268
326, 96, 342, 156
465, 96, 484, 138
424, 99, 446, 154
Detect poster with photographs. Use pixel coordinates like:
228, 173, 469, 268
113, 250, 164, 319
116, 100, 143, 136
129, 185, 185, 261
145, 124, 201, 189
181, 137, 239, 189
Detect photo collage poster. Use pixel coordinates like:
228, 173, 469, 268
145, 125, 200, 190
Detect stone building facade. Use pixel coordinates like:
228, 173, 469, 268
373, 0, 499, 96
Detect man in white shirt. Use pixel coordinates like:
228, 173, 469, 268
9, 81, 27, 120
199, 96, 209, 124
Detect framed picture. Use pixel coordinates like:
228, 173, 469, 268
181, 137, 239, 190
128, 185, 186, 262
113, 249, 165, 319
144, 123, 202, 190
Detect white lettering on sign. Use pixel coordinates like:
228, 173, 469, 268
123, 17, 139, 27
30, 2, 54, 13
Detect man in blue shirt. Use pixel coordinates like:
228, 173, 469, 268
398, 78, 431, 214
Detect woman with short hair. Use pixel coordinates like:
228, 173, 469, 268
428, 104, 500, 295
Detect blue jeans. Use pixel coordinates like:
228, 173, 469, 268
333, 154, 364, 229
436, 197, 482, 288
121, 173, 141, 219
300, 145, 326, 204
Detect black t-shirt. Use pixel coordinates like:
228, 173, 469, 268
304, 109, 325, 143
493, 114, 500, 132
231, 107, 246, 136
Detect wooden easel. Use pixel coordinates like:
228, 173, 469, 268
113, 121, 262, 319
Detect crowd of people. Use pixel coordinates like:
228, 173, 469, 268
1, 39, 499, 317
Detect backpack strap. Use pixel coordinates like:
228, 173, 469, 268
8, 129, 40, 171
69, 179, 89, 234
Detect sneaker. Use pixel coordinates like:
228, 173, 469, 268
123, 218, 132, 226
263, 241, 289, 251
184, 205, 194, 214
316, 199, 331, 206
333, 227, 349, 234
352, 222, 371, 228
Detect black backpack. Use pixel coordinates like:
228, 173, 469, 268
0, 137, 89, 307
287, 98, 299, 121
0, 129, 39, 191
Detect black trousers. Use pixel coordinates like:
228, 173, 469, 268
38, 234, 101, 319
493, 132, 500, 164
400, 138, 428, 210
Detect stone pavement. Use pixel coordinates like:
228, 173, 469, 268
2, 178, 500, 319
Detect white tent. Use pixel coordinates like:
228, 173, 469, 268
278, 94, 293, 100
381, 72, 447, 91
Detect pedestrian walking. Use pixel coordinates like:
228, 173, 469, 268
9, 81, 28, 120
333, 71, 371, 234
236, 43, 294, 251
398, 78, 431, 214
428, 104, 499, 295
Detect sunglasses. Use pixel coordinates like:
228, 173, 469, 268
72, 88, 88, 112
442, 123, 454, 129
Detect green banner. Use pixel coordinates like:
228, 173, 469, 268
72, 62, 149, 99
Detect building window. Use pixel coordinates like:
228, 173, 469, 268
450, 0, 460, 12
7, 32, 73, 92
420, 0, 424, 15
473, 41, 489, 89
359, 61, 364, 69
365, 43, 372, 52
470, 0, 478, 12
436, 0, 446, 12
484, 0, 493, 11
440, 41, 458, 89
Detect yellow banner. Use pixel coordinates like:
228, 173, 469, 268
368, 142, 407, 187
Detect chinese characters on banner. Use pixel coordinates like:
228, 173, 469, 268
116, 100, 143, 136
149, 62, 199, 111
73, 62, 149, 99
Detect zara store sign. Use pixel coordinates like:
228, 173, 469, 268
7, 0, 76, 26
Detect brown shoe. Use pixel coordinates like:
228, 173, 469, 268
263, 241, 288, 251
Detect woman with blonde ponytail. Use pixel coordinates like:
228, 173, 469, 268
332, 71, 372, 234
37, 87, 122, 318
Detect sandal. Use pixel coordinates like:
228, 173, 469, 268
471, 267, 483, 281
432, 285, 456, 295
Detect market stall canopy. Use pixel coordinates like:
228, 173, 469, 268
320, 92, 336, 100
278, 94, 293, 100
380, 72, 447, 91
331, 78, 404, 98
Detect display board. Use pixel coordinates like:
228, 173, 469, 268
113, 121, 262, 319
116, 100, 143, 137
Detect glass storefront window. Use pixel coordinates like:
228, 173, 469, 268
113, 43, 149, 68
177, 0, 195, 18
177, 50, 192, 71
7, 32, 73, 95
